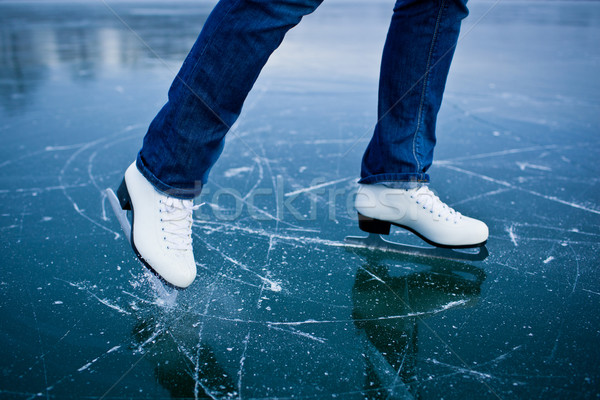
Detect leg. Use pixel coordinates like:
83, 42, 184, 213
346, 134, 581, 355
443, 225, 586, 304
360, 0, 469, 185
138, 0, 323, 199
115, 0, 322, 288
352, 0, 489, 251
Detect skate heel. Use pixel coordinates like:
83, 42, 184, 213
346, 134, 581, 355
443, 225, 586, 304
116, 178, 132, 210
357, 213, 391, 235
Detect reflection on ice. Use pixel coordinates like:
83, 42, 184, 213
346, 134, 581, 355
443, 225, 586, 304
353, 254, 486, 399
100, 250, 487, 399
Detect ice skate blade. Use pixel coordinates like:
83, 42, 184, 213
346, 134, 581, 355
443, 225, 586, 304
105, 188, 180, 299
105, 188, 131, 243
344, 233, 489, 262
143, 270, 178, 308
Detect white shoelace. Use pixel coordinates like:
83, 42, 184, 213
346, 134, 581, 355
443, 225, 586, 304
412, 186, 462, 223
159, 197, 200, 251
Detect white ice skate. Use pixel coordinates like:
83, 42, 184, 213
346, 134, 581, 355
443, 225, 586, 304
105, 162, 198, 289
345, 184, 489, 261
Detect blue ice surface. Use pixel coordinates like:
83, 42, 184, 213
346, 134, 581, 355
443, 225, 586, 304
1, 1, 599, 399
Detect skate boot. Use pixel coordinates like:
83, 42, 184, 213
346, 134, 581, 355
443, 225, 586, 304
354, 183, 488, 248
116, 162, 198, 289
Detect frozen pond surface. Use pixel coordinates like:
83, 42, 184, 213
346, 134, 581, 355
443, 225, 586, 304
1, 1, 599, 399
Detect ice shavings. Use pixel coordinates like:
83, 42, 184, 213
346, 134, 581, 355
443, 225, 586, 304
284, 176, 354, 197
267, 300, 469, 326
56, 279, 131, 315
199, 234, 282, 292
224, 166, 253, 178
516, 162, 551, 171
506, 224, 519, 247
237, 331, 251, 395
77, 346, 121, 372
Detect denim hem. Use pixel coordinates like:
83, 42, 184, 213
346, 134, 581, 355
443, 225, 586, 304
358, 173, 430, 185
136, 153, 202, 200
379, 181, 428, 189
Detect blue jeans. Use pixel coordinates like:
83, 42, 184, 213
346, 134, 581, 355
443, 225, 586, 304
137, 0, 469, 199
